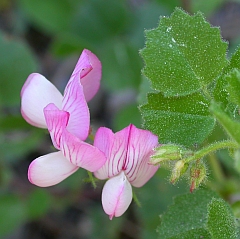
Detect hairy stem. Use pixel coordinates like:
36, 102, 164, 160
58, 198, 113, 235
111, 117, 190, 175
183, 140, 239, 164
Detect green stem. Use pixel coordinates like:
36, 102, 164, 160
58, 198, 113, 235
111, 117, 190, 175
183, 140, 239, 164
132, 190, 141, 208
87, 171, 97, 189
88, 133, 95, 142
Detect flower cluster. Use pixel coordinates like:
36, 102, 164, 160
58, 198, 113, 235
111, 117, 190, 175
21, 49, 159, 219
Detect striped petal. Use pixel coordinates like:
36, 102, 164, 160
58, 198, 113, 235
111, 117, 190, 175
102, 171, 132, 220
71, 49, 102, 102
94, 127, 130, 179
44, 103, 69, 150
94, 125, 159, 187
62, 73, 90, 141
124, 124, 159, 187
60, 129, 107, 171
21, 73, 63, 128
28, 151, 78, 187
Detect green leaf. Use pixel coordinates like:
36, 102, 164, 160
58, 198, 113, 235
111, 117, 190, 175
213, 47, 240, 110
228, 47, 240, 71
226, 69, 240, 106
213, 74, 231, 112
210, 102, 240, 145
157, 189, 218, 239
141, 8, 228, 97
207, 198, 238, 239
140, 92, 215, 147
137, 168, 188, 239
0, 32, 37, 106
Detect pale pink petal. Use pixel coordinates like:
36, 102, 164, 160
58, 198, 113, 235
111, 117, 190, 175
93, 127, 115, 179
94, 126, 130, 179
60, 129, 107, 171
44, 103, 69, 150
28, 151, 78, 187
71, 49, 93, 78
62, 73, 90, 141
129, 154, 159, 187
21, 73, 63, 128
71, 49, 102, 102
124, 124, 159, 187
102, 171, 132, 220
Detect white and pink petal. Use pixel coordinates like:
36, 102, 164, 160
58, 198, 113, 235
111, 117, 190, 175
28, 151, 78, 187
44, 103, 69, 150
102, 171, 132, 220
71, 49, 102, 102
21, 73, 63, 128
60, 129, 107, 172
93, 127, 115, 179
62, 74, 90, 141
124, 124, 159, 187
71, 49, 92, 78
130, 155, 159, 188
94, 126, 130, 179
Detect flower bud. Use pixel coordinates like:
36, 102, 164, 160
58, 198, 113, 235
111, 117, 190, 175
189, 161, 207, 192
170, 160, 189, 184
150, 144, 190, 165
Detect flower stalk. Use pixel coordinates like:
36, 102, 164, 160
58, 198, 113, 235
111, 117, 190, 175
183, 140, 239, 164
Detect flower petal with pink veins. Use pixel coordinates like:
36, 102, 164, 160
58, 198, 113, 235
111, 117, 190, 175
62, 74, 90, 141
94, 126, 130, 179
21, 73, 63, 128
125, 124, 159, 187
93, 127, 115, 179
102, 171, 132, 220
71, 49, 102, 102
60, 129, 107, 171
28, 151, 78, 187
44, 103, 69, 150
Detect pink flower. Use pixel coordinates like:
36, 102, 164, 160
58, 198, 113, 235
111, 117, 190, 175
21, 49, 106, 187
93, 124, 159, 219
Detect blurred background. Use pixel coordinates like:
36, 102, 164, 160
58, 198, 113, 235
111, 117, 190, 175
1, 0, 240, 238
